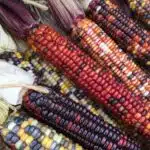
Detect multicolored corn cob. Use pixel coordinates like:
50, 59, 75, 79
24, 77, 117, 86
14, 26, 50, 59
72, 18, 150, 99
0, 51, 117, 126
1, 112, 83, 150
23, 88, 141, 150
125, 0, 150, 27
28, 24, 150, 137
85, 0, 150, 69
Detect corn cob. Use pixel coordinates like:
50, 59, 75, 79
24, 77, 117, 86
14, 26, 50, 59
0, 51, 117, 126
23, 88, 141, 150
72, 18, 150, 99
85, 0, 150, 69
0, 0, 149, 138
1, 112, 83, 150
125, 0, 150, 28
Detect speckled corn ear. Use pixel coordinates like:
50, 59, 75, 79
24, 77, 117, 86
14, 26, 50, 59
71, 18, 150, 99
87, 0, 150, 69
0, 51, 117, 126
28, 24, 150, 138
23, 89, 141, 150
1, 112, 83, 150
125, 0, 150, 27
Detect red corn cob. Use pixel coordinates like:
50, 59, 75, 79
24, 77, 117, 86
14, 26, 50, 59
28, 24, 150, 137
84, 0, 150, 69
0, 0, 149, 138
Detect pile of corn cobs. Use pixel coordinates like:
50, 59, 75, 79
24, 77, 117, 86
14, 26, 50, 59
0, 0, 149, 150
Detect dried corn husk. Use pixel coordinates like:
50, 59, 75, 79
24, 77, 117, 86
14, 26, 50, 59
0, 25, 17, 54
0, 61, 35, 105
22, 0, 48, 11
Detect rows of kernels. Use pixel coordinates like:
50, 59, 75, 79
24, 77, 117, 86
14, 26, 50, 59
1, 112, 82, 150
72, 18, 150, 98
23, 89, 141, 150
88, 0, 150, 68
0, 51, 117, 126
28, 24, 150, 137
90, 0, 149, 47
127, 0, 150, 26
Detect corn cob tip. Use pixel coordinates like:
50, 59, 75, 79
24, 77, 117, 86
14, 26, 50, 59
48, 0, 85, 32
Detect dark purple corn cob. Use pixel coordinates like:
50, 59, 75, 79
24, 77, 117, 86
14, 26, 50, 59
23, 88, 141, 150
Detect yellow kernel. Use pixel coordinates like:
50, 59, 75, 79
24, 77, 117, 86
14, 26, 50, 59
141, 1, 145, 7
42, 136, 50, 146
91, 108, 98, 115
146, 61, 150, 65
45, 139, 52, 149
16, 52, 22, 59
131, 3, 136, 10
14, 113, 19, 117
61, 86, 69, 94
132, 50, 137, 54
18, 129, 24, 137
21, 134, 28, 141
30, 120, 38, 126
60, 147, 66, 150
24, 146, 30, 150
68, 143, 73, 149
25, 136, 33, 145
2, 129, 9, 136
21, 121, 29, 128
76, 144, 83, 150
